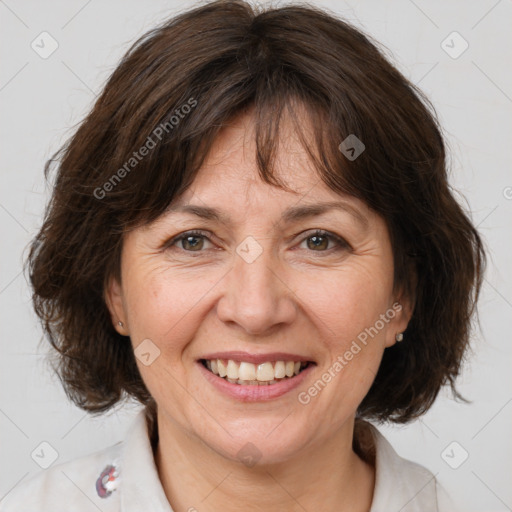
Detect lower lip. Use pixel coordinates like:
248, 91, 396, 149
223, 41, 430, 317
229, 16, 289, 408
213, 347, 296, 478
197, 361, 315, 402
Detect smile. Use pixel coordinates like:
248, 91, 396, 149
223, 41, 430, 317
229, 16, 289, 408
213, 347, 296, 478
201, 359, 313, 385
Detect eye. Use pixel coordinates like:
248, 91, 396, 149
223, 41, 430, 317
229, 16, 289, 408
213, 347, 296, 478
298, 229, 351, 253
165, 230, 214, 252
164, 229, 351, 255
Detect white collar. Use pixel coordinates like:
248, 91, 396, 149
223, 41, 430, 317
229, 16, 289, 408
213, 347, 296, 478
364, 423, 440, 511
117, 410, 440, 512
119, 411, 171, 511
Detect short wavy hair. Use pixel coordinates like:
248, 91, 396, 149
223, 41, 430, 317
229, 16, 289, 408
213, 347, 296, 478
27, 0, 485, 423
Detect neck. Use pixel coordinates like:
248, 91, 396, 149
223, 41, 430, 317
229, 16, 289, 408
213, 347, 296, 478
153, 413, 375, 512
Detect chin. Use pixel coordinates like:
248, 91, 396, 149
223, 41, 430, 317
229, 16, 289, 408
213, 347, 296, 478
197, 418, 314, 468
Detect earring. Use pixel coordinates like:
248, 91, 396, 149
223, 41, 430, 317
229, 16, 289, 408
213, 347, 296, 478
118, 321, 124, 327
395, 332, 403, 342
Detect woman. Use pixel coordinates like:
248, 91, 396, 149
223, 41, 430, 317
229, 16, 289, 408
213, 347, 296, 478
2, 1, 484, 510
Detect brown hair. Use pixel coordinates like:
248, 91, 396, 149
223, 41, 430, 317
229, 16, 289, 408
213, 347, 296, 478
26, 0, 485, 423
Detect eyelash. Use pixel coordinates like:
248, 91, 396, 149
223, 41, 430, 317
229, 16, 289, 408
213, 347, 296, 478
164, 229, 351, 256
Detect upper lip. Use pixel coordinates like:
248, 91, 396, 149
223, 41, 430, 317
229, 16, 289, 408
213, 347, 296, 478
199, 351, 315, 365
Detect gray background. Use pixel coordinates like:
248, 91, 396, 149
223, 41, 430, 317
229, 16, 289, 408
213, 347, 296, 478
1, 0, 511, 510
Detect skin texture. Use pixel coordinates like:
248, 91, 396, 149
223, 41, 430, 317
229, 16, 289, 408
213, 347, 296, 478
106, 108, 413, 512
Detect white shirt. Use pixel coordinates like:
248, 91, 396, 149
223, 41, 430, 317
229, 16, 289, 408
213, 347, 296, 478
0, 410, 457, 511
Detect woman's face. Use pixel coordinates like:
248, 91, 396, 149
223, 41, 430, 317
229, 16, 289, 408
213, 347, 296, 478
107, 110, 411, 465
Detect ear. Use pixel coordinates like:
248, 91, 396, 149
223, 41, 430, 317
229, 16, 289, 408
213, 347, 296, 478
384, 272, 417, 348
104, 275, 129, 336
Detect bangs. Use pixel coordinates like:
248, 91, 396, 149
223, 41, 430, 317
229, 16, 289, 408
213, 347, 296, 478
107, 80, 359, 235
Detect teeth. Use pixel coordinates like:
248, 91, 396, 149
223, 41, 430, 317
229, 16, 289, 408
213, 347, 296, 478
226, 360, 239, 379
274, 361, 286, 379
204, 358, 309, 384
256, 362, 274, 381
238, 362, 256, 381
217, 360, 227, 378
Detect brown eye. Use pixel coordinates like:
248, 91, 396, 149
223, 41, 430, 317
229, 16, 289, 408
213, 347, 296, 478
300, 230, 351, 253
306, 234, 329, 251
180, 234, 205, 251
165, 230, 213, 253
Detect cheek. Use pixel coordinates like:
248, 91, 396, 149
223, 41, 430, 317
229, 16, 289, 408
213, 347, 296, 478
303, 258, 394, 344
297, 264, 395, 419
123, 270, 210, 405
123, 266, 219, 352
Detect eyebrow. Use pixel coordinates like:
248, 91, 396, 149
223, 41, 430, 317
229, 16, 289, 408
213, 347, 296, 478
166, 201, 369, 230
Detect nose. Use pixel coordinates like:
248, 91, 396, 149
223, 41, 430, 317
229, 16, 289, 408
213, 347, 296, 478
216, 241, 298, 336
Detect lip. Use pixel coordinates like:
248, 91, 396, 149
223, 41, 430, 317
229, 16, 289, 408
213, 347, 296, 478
199, 351, 314, 365
197, 359, 315, 402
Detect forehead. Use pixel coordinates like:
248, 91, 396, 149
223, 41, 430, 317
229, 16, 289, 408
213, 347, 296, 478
163, 110, 373, 232
176, 108, 334, 204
